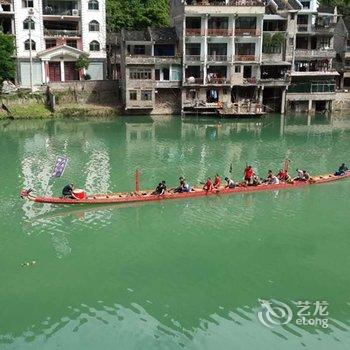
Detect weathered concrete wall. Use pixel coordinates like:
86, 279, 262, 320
333, 91, 350, 110
152, 88, 181, 115
44, 80, 121, 105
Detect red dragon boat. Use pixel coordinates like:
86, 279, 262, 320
20, 171, 350, 206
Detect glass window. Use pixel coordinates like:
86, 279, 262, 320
88, 0, 99, 10
66, 40, 77, 48
45, 39, 56, 49
89, 41, 100, 51
129, 90, 137, 100
171, 66, 182, 81
23, 18, 35, 30
89, 20, 100, 32
24, 39, 36, 51
23, 0, 34, 8
235, 66, 241, 73
141, 90, 152, 101
129, 68, 152, 80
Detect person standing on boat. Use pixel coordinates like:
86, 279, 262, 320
213, 174, 221, 189
244, 165, 254, 185
62, 183, 75, 199
224, 177, 235, 189
203, 177, 213, 192
335, 163, 348, 176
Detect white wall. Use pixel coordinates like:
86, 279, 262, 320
81, 0, 106, 59
14, 0, 44, 58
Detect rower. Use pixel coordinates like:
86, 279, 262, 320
203, 177, 213, 191
213, 174, 221, 188
224, 177, 235, 188
277, 169, 286, 181
303, 170, 310, 181
152, 181, 166, 195
265, 170, 273, 183
175, 179, 191, 193
62, 183, 75, 199
294, 169, 304, 181
269, 174, 280, 185
244, 165, 254, 185
335, 163, 348, 176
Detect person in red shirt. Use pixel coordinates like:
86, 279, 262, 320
277, 169, 287, 181
203, 177, 213, 191
213, 174, 221, 188
244, 165, 254, 184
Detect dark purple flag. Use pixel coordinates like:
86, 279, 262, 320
52, 156, 69, 178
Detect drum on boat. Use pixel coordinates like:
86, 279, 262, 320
73, 189, 86, 200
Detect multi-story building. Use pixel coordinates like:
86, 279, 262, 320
119, 27, 182, 114
170, 0, 305, 116
12, 0, 106, 87
0, 0, 15, 34
286, 1, 339, 113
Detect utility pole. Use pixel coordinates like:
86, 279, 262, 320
28, 9, 34, 92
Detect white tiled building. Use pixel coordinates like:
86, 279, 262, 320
12, 0, 106, 87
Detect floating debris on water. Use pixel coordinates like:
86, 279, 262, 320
21, 260, 37, 267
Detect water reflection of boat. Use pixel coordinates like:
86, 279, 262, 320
21, 172, 350, 205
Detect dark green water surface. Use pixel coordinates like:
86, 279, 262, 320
0, 115, 350, 349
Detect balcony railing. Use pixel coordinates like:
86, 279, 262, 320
43, 8, 80, 16
297, 24, 310, 32
185, 55, 202, 61
206, 77, 230, 84
185, 28, 203, 36
207, 28, 233, 36
235, 54, 258, 61
185, 77, 204, 84
294, 49, 336, 58
44, 29, 81, 37
235, 28, 260, 36
207, 54, 230, 62
185, 0, 264, 6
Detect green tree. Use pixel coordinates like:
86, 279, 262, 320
0, 32, 15, 83
106, 0, 170, 32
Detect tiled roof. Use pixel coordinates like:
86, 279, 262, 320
121, 29, 150, 42
149, 27, 178, 43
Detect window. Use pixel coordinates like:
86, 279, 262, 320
89, 20, 100, 32
141, 90, 152, 101
89, 40, 100, 51
236, 17, 257, 29
23, 18, 35, 30
129, 90, 137, 100
129, 68, 152, 80
45, 39, 56, 49
235, 66, 241, 73
24, 39, 36, 51
88, 0, 99, 10
66, 40, 77, 48
23, 0, 34, 8
134, 45, 145, 55
289, 38, 294, 46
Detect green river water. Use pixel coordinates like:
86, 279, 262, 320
0, 114, 350, 350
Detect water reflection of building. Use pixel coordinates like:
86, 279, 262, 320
181, 121, 262, 139
125, 123, 155, 142
280, 114, 350, 136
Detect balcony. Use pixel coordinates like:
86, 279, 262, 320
44, 29, 81, 37
155, 80, 181, 88
185, 0, 264, 6
185, 55, 203, 62
294, 49, 336, 59
125, 56, 180, 65
297, 24, 310, 33
206, 77, 230, 84
184, 77, 204, 85
43, 1, 80, 17
235, 28, 260, 36
235, 54, 258, 62
207, 28, 233, 36
207, 54, 230, 62
185, 28, 204, 36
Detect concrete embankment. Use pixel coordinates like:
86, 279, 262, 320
0, 80, 121, 119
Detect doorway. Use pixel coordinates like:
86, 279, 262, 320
49, 62, 61, 82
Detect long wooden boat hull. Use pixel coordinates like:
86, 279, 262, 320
20, 172, 350, 206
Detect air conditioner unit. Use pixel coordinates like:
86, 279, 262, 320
72, 9, 78, 16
